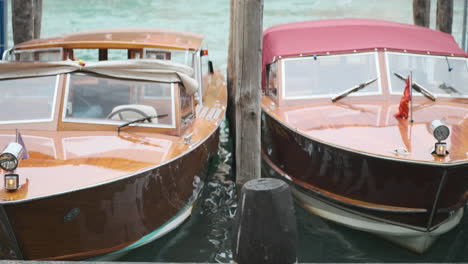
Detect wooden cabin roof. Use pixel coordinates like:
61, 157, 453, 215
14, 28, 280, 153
14, 28, 204, 51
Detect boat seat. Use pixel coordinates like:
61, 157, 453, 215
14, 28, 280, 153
108, 104, 158, 123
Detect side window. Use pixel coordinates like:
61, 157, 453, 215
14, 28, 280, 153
267, 62, 278, 97
179, 84, 194, 128
65, 73, 176, 128
14, 48, 63, 62
143, 48, 192, 66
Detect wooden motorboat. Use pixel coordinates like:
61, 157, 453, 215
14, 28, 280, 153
261, 19, 468, 253
0, 28, 226, 260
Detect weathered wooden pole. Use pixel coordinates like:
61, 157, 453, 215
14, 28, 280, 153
413, 0, 431, 27
232, 178, 297, 264
462, 0, 468, 50
0, 0, 7, 55
436, 0, 453, 33
12, 0, 42, 45
226, 0, 237, 173
229, 0, 263, 189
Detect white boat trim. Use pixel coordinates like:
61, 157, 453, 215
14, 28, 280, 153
90, 204, 194, 261
292, 186, 463, 253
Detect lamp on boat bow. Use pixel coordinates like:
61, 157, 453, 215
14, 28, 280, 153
430, 120, 450, 157
1, 132, 28, 191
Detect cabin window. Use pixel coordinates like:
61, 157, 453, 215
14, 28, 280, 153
193, 51, 202, 103
64, 73, 176, 128
143, 48, 193, 66
0, 76, 58, 124
107, 49, 128, 60
73, 49, 99, 61
266, 62, 278, 97
282, 52, 381, 99
179, 84, 194, 127
386, 52, 468, 98
13, 48, 63, 62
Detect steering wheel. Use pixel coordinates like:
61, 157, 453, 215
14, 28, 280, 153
107, 107, 150, 121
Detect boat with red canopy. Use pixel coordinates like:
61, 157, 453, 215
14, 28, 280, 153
261, 19, 468, 253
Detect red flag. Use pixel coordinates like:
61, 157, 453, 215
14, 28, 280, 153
394, 76, 411, 119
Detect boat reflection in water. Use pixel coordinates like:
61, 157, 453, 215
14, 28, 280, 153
0, 28, 226, 260
261, 19, 468, 253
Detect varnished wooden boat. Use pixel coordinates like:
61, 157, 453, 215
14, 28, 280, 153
0, 28, 226, 260
261, 19, 468, 253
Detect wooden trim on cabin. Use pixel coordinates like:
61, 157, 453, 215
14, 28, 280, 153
377, 51, 390, 97
14, 42, 197, 52
174, 83, 182, 136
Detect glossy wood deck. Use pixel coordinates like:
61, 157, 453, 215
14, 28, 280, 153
262, 95, 468, 165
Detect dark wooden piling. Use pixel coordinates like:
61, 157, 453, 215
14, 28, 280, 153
413, 0, 431, 27
228, 0, 264, 190
436, 0, 453, 33
12, 0, 42, 45
232, 178, 297, 264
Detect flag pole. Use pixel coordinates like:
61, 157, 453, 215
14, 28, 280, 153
409, 71, 413, 123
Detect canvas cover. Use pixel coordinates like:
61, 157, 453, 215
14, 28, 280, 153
262, 18, 468, 89
0, 59, 198, 94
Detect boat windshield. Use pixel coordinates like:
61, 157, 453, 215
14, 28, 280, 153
282, 52, 381, 99
64, 73, 175, 128
0, 76, 58, 124
387, 52, 468, 98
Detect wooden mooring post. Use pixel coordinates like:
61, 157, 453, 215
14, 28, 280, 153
436, 0, 453, 33
232, 178, 297, 264
413, 0, 431, 27
12, 0, 42, 45
228, 0, 264, 190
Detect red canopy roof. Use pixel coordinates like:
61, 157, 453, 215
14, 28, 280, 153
262, 18, 467, 89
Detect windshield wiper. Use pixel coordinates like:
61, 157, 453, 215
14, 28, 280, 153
117, 114, 168, 132
331, 77, 378, 102
393, 72, 436, 101
438, 82, 461, 95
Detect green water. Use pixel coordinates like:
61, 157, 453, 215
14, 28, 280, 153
9, 0, 468, 262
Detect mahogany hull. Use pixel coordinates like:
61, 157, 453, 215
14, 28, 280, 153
261, 111, 468, 231
0, 129, 219, 260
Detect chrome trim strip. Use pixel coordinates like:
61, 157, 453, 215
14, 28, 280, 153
206, 107, 216, 121
2, 48, 12, 60
262, 109, 468, 166
426, 169, 448, 231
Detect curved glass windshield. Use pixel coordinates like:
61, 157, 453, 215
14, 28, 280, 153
64, 73, 175, 128
386, 52, 468, 97
0, 76, 58, 123
282, 52, 381, 99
